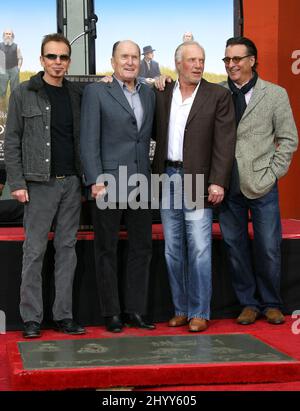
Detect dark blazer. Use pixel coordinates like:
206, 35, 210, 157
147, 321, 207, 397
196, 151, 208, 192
80, 78, 155, 200
139, 59, 161, 79
152, 79, 236, 203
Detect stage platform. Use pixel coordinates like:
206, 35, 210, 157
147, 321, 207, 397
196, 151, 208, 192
2, 318, 300, 391
0, 219, 300, 330
1, 219, 300, 241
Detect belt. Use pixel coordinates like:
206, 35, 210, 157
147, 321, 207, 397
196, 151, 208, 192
165, 160, 183, 168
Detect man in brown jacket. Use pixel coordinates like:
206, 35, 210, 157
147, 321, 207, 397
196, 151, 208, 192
152, 41, 236, 332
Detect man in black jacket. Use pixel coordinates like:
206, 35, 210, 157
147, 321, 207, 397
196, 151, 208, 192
5, 33, 85, 338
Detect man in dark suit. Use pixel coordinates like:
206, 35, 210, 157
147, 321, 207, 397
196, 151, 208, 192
152, 41, 236, 332
80, 40, 156, 333
139, 45, 161, 85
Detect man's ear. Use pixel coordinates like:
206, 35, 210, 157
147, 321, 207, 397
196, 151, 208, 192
175, 60, 181, 73
250, 56, 256, 68
111, 57, 115, 71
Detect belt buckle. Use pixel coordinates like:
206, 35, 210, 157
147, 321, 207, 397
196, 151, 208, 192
56, 175, 65, 180
166, 160, 183, 168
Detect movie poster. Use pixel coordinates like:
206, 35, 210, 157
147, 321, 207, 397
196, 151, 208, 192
0, 29, 23, 170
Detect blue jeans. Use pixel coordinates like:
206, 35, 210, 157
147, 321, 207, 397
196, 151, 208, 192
219, 183, 282, 312
160, 167, 213, 320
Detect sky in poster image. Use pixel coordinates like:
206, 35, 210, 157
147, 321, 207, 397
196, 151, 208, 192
1, 0, 233, 74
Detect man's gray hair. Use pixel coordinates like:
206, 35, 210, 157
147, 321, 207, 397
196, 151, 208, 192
182, 32, 194, 42
2, 29, 15, 42
175, 41, 205, 63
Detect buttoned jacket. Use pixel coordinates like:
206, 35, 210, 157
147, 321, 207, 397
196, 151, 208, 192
80, 78, 155, 199
4, 71, 82, 192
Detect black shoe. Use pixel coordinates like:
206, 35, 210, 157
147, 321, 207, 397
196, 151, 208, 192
53, 319, 86, 335
125, 313, 156, 330
105, 315, 123, 333
23, 321, 41, 338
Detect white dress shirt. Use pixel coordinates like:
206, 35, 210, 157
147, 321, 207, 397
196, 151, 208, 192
167, 80, 201, 161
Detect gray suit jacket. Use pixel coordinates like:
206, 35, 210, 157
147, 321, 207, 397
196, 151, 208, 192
80, 78, 155, 201
222, 77, 298, 199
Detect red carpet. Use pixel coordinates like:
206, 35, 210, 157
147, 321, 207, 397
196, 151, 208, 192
1, 220, 300, 391
136, 381, 300, 391
2, 317, 300, 391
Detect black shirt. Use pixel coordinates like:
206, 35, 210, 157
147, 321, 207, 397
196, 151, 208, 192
0, 168, 6, 185
43, 80, 76, 176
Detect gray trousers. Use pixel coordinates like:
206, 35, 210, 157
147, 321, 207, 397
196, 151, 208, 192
20, 176, 81, 323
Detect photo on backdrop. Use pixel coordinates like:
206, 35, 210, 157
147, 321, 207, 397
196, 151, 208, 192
0, 0, 233, 176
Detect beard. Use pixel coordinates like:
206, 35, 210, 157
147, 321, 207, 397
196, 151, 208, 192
3, 39, 14, 46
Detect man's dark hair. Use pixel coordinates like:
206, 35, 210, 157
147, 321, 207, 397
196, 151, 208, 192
226, 36, 258, 70
41, 33, 71, 57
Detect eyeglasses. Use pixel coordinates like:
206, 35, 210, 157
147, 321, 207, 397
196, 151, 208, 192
43, 54, 70, 62
222, 55, 252, 65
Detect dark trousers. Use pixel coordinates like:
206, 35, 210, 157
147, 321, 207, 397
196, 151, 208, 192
0, 200, 23, 224
92, 203, 152, 317
219, 183, 282, 312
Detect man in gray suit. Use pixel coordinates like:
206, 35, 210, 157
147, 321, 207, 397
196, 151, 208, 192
80, 40, 156, 333
219, 37, 298, 325
139, 45, 161, 85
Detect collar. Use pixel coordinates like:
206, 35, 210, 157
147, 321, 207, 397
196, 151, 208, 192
113, 75, 141, 92
174, 79, 201, 96
28, 71, 68, 92
233, 74, 255, 89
